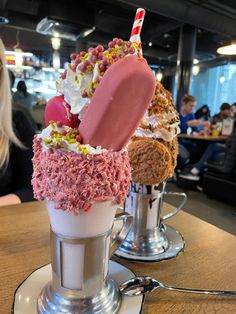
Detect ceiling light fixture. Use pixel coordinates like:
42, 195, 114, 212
0, 16, 9, 24
37, 18, 96, 41
217, 38, 236, 55
15, 49, 23, 67
80, 27, 96, 38
12, 30, 23, 67
219, 75, 225, 84
53, 51, 60, 70
51, 37, 61, 50
148, 42, 153, 47
156, 71, 163, 81
53, 32, 60, 38
192, 65, 200, 76
163, 33, 171, 38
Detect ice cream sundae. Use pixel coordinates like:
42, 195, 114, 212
32, 48, 155, 213
118, 81, 184, 259
32, 8, 156, 314
128, 80, 180, 185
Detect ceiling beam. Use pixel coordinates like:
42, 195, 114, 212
116, 0, 236, 36
143, 46, 174, 60
0, 0, 8, 10
48, 3, 94, 28
86, 29, 172, 61
6, 2, 94, 33
0, 0, 8, 18
7, 0, 40, 15
144, 20, 182, 39
6, 11, 38, 31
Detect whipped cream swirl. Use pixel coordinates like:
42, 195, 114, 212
40, 124, 107, 155
135, 112, 180, 142
57, 39, 140, 118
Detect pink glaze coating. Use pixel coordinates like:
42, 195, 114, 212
45, 95, 80, 128
79, 55, 156, 150
32, 137, 131, 214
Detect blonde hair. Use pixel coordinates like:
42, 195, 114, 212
0, 39, 22, 169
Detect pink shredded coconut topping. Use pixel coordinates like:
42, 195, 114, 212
32, 137, 131, 214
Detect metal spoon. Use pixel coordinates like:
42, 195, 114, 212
120, 276, 236, 297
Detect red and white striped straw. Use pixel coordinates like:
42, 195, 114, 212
130, 8, 146, 51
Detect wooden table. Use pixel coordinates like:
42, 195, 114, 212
1, 201, 236, 314
178, 134, 228, 142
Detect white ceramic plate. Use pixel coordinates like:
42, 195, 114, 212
13, 260, 144, 314
115, 224, 185, 262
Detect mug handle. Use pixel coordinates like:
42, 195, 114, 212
161, 192, 187, 222
109, 210, 133, 257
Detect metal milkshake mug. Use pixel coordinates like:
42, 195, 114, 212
37, 200, 133, 314
119, 182, 187, 256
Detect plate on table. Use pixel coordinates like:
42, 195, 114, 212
13, 260, 144, 314
115, 224, 185, 262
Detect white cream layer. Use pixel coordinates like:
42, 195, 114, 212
40, 124, 107, 154
135, 112, 180, 141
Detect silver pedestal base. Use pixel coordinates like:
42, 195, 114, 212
115, 224, 185, 262
37, 277, 121, 314
119, 224, 168, 256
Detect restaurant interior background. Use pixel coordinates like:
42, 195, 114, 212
1, 0, 236, 207
1, 1, 236, 313
1, 0, 236, 109
1, 0, 236, 231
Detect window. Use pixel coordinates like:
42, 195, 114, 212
190, 63, 236, 115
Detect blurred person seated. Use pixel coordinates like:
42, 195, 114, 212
195, 104, 211, 121
177, 144, 190, 170
195, 104, 211, 134
13, 80, 35, 113
178, 95, 210, 168
32, 92, 47, 130
179, 95, 210, 134
0, 39, 35, 206
8, 69, 15, 93
231, 103, 236, 118
179, 121, 236, 181
11, 77, 37, 131
212, 103, 231, 124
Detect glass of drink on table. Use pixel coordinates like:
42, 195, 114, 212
32, 18, 156, 312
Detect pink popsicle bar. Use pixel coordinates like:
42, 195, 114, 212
79, 55, 155, 150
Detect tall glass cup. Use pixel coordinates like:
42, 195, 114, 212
38, 200, 132, 314
119, 182, 187, 256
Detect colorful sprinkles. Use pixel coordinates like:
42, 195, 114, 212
60, 38, 141, 100
43, 121, 90, 154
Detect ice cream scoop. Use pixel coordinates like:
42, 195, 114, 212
79, 55, 156, 151
45, 95, 80, 128
32, 133, 131, 213
57, 40, 141, 118
129, 81, 180, 185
